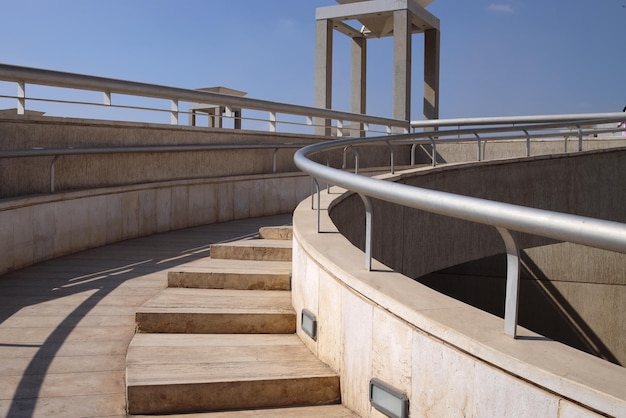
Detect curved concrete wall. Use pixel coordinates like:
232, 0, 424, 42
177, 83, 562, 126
0, 172, 309, 276
292, 164, 626, 416
0, 115, 319, 198
0, 115, 413, 198
0, 115, 412, 275
329, 148, 626, 365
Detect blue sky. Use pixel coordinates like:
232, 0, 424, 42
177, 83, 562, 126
0, 0, 624, 120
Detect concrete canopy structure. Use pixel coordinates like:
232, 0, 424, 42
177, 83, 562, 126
188, 87, 247, 129
315, 0, 440, 134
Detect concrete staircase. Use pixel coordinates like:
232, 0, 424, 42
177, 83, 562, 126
126, 225, 354, 416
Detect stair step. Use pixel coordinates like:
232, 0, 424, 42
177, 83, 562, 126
259, 225, 293, 240
126, 333, 341, 415
129, 404, 358, 417
168, 258, 291, 290
210, 239, 292, 261
135, 288, 296, 334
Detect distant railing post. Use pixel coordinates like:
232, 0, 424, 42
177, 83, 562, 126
577, 125, 583, 152
17, 82, 25, 115
386, 141, 395, 174
429, 136, 437, 166
523, 129, 530, 157
272, 148, 278, 173
475, 133, 482, 161
170, 100, 179, 125
270, 112, 277, 132
50, 155, 60, 193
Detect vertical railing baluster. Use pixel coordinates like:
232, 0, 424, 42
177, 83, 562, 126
359, 193, 373, 271
170, 100, 179, 125
429, 136, 437, 167
270, 112, 277, 132
17, 82, 25, 115
523, 129, 530, 157
497, 227, 520, 338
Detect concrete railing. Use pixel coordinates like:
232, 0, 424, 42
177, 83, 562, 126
0, 63, 409, 136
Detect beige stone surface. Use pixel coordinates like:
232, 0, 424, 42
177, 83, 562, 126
211, 238, 293, 261
0, 214, 292, 418
168, 258, 292, 290
129, 404, 359, 417
126, 333, 341, 415
259, 225, 293, 240
135, 288, 296, 334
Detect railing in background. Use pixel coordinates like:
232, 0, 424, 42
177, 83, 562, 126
295, 114, 626, 339
0, 63, 409, 137
0, 143, 303, 193
411, 113, 626, 157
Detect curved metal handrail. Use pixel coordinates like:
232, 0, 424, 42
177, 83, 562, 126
0, 63, 409, 134
294, 114, 626, 337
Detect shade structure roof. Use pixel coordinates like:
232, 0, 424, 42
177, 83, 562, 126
324, 0, 439, 38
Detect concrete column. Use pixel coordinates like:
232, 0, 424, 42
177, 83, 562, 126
351, 36, 367, 136
393, 9, 412, 124
424, 28, 440, 120
315, 19, 333, 136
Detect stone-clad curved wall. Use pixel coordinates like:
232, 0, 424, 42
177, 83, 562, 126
292, 150, 626, 417
0, 172, 310, 276
0, 115, 412, 198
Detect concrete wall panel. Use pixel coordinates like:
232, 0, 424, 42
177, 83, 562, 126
0, 172, 308, 277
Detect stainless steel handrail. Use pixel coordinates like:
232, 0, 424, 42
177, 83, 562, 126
0, 63, 409, 134
410, 113, 626, 129
294, 114, 626, 338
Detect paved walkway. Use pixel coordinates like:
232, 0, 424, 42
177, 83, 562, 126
0, 214, 292, 418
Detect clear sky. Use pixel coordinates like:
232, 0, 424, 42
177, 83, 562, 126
1, 0, 624, 120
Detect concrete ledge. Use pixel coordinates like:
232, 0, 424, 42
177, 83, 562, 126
0, 172, 309, 276
292, 179, 626, 417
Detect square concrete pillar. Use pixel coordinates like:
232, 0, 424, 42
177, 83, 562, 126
351, 36, 367, 137
393, 9, 412, 124
315, 19, 334, 136
424, 28, 440, 120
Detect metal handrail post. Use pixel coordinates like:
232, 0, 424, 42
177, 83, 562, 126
577, 125, 583, 152
326, 155, 331, 194
50, 155, 60, 193
17, 82, 25, 115
410, 143, 417, 166
497, 227, 521, 337
310, 177, 316, 210
313, 178, 322, 233
386, 141, 395, 174
429, 136, 437, 167
474, 133, 482, 161
272, 148, 278, 173
523, 129, 530, 157
359, 193, 373, 271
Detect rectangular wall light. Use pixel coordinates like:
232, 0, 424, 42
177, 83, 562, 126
370, 378, 409, 418
301, 309, 317, 340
